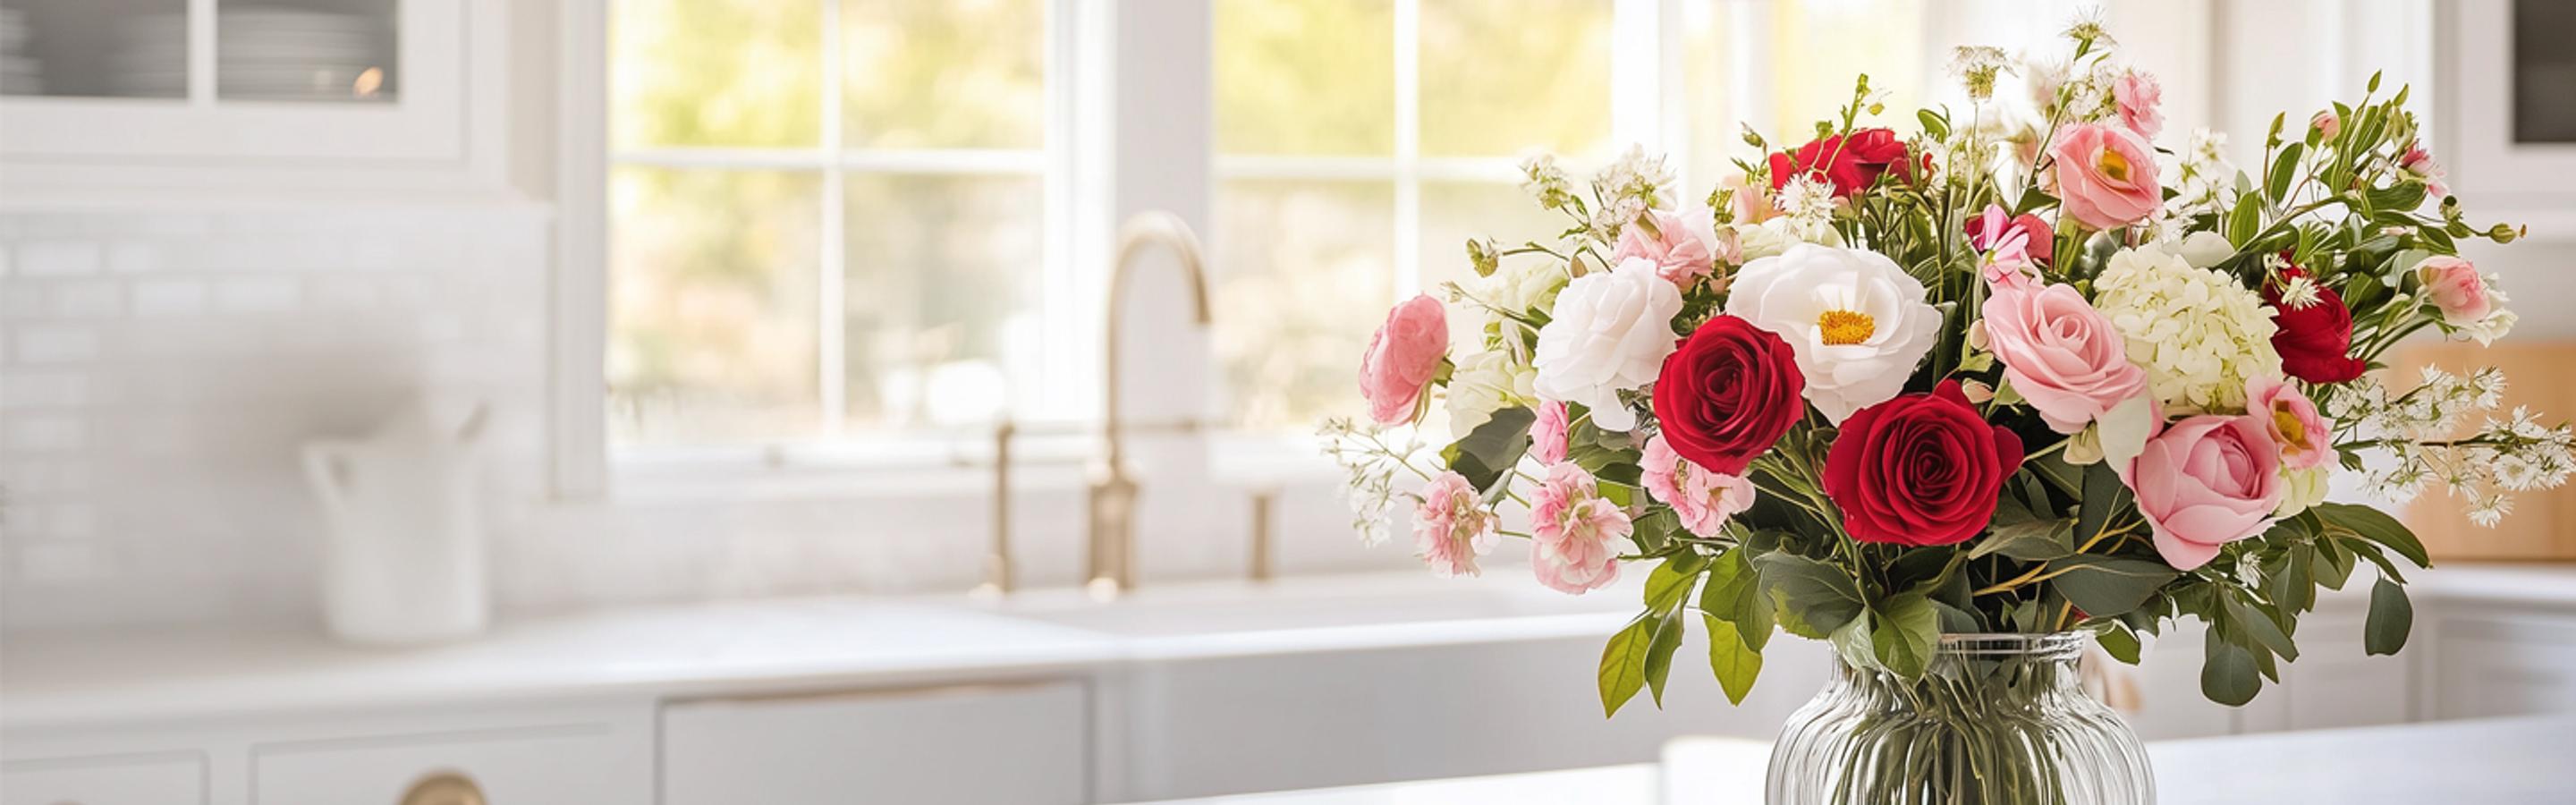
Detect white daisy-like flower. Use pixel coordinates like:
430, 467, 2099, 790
1723, 243, 1943, 422
2091, 247, 2282, 413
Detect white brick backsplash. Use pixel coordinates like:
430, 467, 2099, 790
215, 275, 301, 312
131, 279, 211, 316
14, 241, 102, 275
51, 280, 123, 318
14, 325, 99, 363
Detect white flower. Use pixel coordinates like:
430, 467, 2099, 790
1476, 255, 1569, 318
2091, 247, 2281, 413
1532, 257, 1683, 431
1732, 216, 1843, 262
1445, 348, 1537, 439
1723, 243, 1942, 422
2172, 230, 2236, 268
2275, 466, 2332, 517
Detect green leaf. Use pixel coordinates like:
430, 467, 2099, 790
1444, 407, 1535, 496
2049, 555, 2180, 619
1629, 507, 1682, 554
1931, 599, 1983, 634
2314, 504, 2430, 569
1755, 553, 1866, 640
1703, 614, 1765, 705
1700, 549, 1773, 651
2074, 462, 2129, 548
2201, 629, 2264, 707
2098, 625, 2143, 665
1644, 554, 1707, 614
2314, 538, 2357, 589
2227, 192, 2264, 245
1643, 611, 1686, 706
1598, 615, 1655, 717
1972, 519, 2074, 561
2365, 576, 2414, 656
2267, 142, 2305, 199
1870, 594, 1941, 680
2227, 595, 2300, 662
1829, 611, 1877, 672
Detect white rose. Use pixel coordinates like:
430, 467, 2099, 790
1478, 257, 1569, 317
2174, 230, 2235, 268
1723, 243, 1942, 422
1532, 257, 1683, 432
1732, 217, 1841, 261
1445, 349, 1536, 439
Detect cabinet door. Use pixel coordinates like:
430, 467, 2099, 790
0, 753, 204, 805
662, 681, 1089, 805
254, 724, 644, 805
2429, 614, 2576, 720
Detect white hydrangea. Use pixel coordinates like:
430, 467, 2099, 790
2090, 247, 2282, 413
1475, 257, 1569, 319
1445, 348, 1538, 439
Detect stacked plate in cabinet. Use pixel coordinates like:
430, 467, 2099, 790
0, 7, 39, 95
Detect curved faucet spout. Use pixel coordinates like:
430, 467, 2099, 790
1090, 211, 1213, 599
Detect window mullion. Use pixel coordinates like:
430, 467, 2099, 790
818, 0, 849, 437
1394, 0, 1422, 299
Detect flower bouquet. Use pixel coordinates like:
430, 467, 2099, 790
1323, 18, 2564, 805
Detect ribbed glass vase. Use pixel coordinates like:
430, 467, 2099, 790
1767, 632, 2154, 804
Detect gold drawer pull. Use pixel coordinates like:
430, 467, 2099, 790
401, 772, 486, 805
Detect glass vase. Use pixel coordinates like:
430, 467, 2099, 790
1767, 632, 2154, 804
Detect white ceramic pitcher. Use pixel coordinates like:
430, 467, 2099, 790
300, 400, 490, 645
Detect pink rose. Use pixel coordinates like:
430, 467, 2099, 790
1640, 434, 1757, 537
1530, 462, 1629, 594
2310, 110, 2341, 140
1531, 401, 1572, 465
1412, 471, 1499, 577
2401, 145, 2450, 198
2049, 123, 2164, 230
2247, 376, 2329, 470
2416, 255, 2493, 326
1612, 208, 1724, 287
1982, 283, 2148, 434
2112, 71, 2164, 140
1360, 294, 1449, 425
2125, 415, 2284, 571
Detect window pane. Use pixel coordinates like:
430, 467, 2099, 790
1419, 0, 1612, 157
611, 0, 821, 148
1682, 1, 1739, 193
1214, 180, 1395, 429
1419, 179, 1563, 338
1216, 0, 1395, 156
608, 167, 824, 445
1763, 0, 1928, 133
841, 0, 1045, 149
843, 174, 1044, 428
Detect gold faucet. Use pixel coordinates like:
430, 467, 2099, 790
1089, 211, 1212, 601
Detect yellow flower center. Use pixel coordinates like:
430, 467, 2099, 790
2098, 148, 2131, 182
2273, 405, 2311, 451
1818, 309, 1876, 346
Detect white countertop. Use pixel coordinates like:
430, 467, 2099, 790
2, 563, 2569, 731
1129, 716, 2576, 804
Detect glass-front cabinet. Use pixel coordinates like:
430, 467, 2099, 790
0, 0, 487, 194
2440, 0, 2576, 219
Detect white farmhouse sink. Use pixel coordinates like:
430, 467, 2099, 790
990, 572, 1633, 640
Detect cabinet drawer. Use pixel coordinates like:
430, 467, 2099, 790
254, 725, 639, 805
663, 681, 1089, 805
1, 753, 204, 805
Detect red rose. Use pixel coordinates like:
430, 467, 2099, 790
1767, 128, 1916, 199
2265, 267, 2367, 384
1652, 315, 1804, 476
1822, 380, 2023, 547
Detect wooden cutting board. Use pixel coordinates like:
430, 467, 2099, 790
2392, 342, 2576, 561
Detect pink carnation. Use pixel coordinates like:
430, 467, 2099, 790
1359, 294, 1449, 425
2112, 71, 2164, 140
2048, 123, 2164, 230
2416, 255, 2493, 326
1981, 282, 2148, 435
1530, 462, 1629, 595
2247, 376, 2329, 470
2125, 415, 2284, 571
2310, 110, 2341, 140
1531, 401, 1572, 465
2401, 145, 2450, 198
1412, 471, 1499, 577
1611, 208, 1725, 287
1640, 434, 1757, 537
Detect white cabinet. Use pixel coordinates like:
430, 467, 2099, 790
661, 681, 1090, 805
254, 725, 639, 805
0, 752, 204, 805
0, 0, 511, 199
2437, 0, 2576, 227
2425, 612, 2576, 720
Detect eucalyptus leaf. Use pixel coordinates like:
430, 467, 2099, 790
1444, 407, 1535, 498
2315, 503, 2430, 569
1972, 519, 2074, 561
2098, 625, 2142, 665
2366, 576, 2414, 656
2201, 630, 2264, 707
2049, 555, 2179, 618
2227, 595, 2300, 661
1756, 553, 1866, 640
